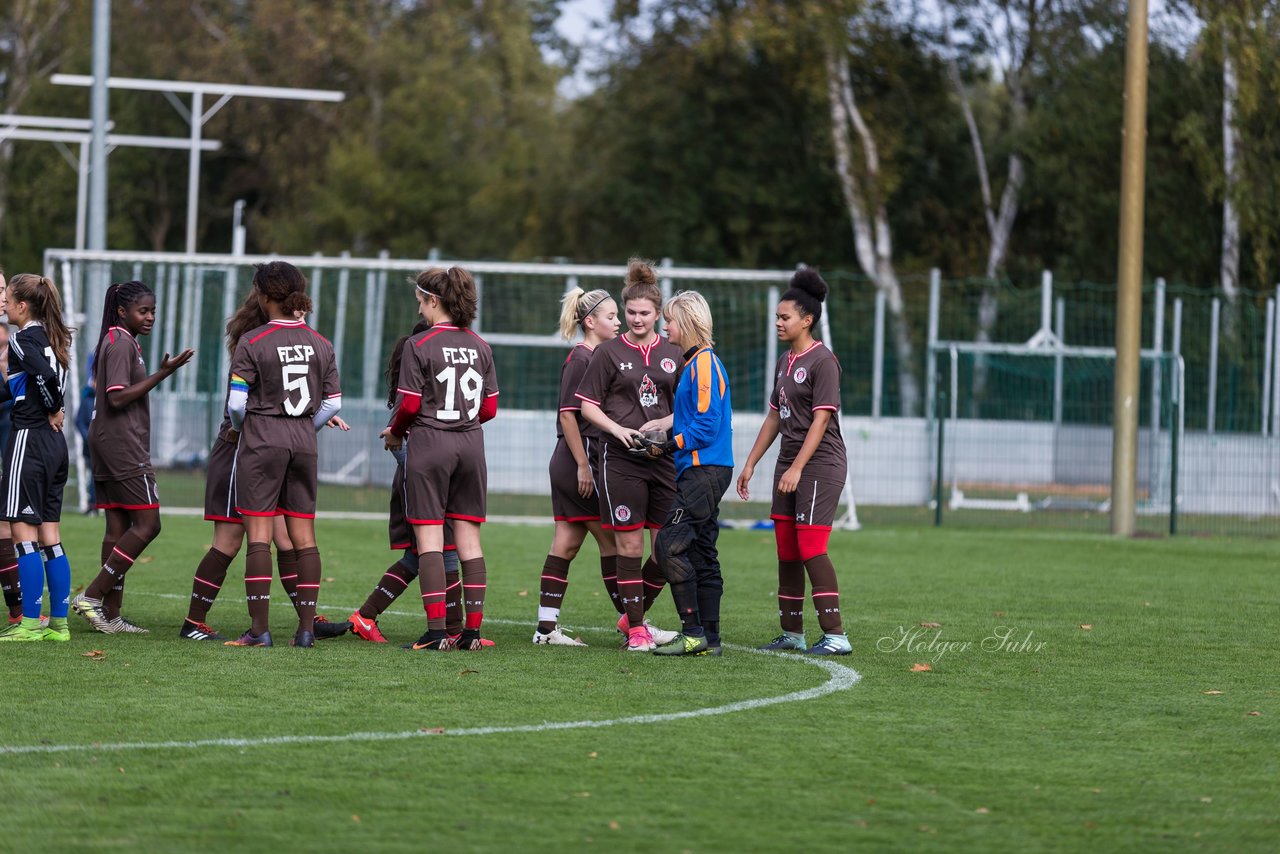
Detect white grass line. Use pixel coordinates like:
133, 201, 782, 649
2, 596, 862, 756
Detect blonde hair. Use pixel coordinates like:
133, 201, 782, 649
559, 287, 614, 341
663, 290, 714, 351
620, 257, 661, 310
7, 273, 73, 369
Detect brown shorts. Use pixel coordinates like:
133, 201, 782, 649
204, 435, 240, 523
403, 428, 487, 525
549, 435, 601, 523
95, 470, 159, 511
234, 442, 318, 519
595, 441, 676, 532
770, 459, 848, 529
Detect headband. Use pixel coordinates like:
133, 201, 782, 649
578, 291, 610, 322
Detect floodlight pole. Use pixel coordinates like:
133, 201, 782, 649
53, 74, 344, 253
1111, 0, 1149, 537
88, 0, 110, 251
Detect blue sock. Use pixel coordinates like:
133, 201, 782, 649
16, 541, 43, 620
42, 543, 72, 619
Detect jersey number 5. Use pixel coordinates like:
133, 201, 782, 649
435, 365, 482, 421
282, 364, 312, 416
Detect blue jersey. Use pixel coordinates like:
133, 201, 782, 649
671, 345, 733, 477
6, 322, 67, 429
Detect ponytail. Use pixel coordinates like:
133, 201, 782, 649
7, 273, 73, 369
559, 287, 613, 341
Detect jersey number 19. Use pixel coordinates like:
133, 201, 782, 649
435, 365, 482, 421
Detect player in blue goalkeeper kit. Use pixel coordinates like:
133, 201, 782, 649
646, 290, 734, 656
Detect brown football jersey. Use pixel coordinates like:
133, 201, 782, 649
574, 332, 683, 449
396, 324, 498, 432
557, 343, 598, 439
230, 318, 340, 423
769, 341, 846, 468
88, 326, 152, 481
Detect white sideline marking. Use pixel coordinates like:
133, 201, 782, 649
1, 597, 862, 756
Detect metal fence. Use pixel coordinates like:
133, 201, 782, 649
43, 248, 1280, 536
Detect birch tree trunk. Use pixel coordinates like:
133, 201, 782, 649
1220, 33, 1241, 344
825, 46, 920, 417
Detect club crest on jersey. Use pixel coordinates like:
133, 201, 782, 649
638, 374, 659, 408
615, 504, 632, 523
620, 361, 634, 371
660, 357, 676, 374
794, 366, 808, 384
778, 388, 792, 420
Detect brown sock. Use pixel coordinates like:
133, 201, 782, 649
360, 552, 417, 620
537, 555, 571, 632
418, 551, 447, 632
599, 554, 623, 615
277, 548, 300, 615
187, 547, 234, 623
461, 557, 487, 632
616, 555, 645, 630
0, 537, 20, 618
294, 546, 320, 634
778, 560, 806, 634
804, 554, 843, 635
86, 528, 150, 605
245, 542, 273, 635
641, 556, 666, 613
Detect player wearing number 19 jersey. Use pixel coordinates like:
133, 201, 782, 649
387, 266, 498, 651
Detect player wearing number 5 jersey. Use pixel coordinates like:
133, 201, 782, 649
383, 266, 498, 652
225, 262, 342, 648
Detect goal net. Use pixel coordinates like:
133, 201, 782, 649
932, 342, 1183, 526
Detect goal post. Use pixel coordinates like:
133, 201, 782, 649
930, 340, 1183, 530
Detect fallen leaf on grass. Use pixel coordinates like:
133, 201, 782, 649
1202, 690, 1223, 695
118, 767, 125, 774
975, 807, 989, 814
992, 610, 1005, 617
352, 815, 361, 823
866, 798, 876, 806
459, 669, 479, 677
608, 821, 620, 830
1247, 711, 1261, 717
81, 650, 106, 660
1079, 624, 1093, 631
418, 727, 445, 734
575, 792, 591, 798
588, 752, 598, 759
323, 577, 336, 583
1200, 796, 1213, 804
137, 556, 154, 565
910, 663, 933, 672
854, 820, 868, 828
919, 621, 941, 628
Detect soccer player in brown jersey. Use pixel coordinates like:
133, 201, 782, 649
576, 259, 682, 652
531, 286, 621, 646
349, 319, 480, 645
68, 281, 194, 634
383, 266, 498, 652
223, 262, 342, 649
181, 292, 350, 642
737, 270, 853, 656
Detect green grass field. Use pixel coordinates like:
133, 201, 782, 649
2, 515, 1277, 851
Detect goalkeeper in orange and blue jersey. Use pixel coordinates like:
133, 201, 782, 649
640, 290, 734, 657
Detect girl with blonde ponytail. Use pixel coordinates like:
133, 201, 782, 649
530, 287, 621, 645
